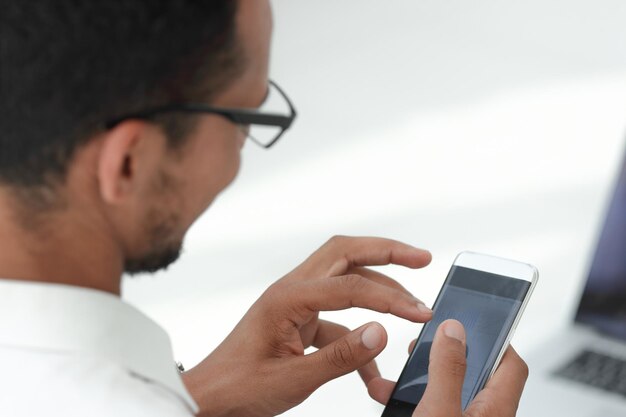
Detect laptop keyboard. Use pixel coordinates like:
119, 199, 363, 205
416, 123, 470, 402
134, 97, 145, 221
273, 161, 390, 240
555, 349, 626, 397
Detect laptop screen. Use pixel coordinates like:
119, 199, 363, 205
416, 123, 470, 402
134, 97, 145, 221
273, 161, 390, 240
575, 153, 626, 340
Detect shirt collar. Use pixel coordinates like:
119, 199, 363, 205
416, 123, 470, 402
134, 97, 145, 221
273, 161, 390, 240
0, 279, 198, 413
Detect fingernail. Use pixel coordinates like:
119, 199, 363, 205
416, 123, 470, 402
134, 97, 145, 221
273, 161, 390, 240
417, 302, 432, 315
361, 324, 384, 350
443, 320, 466, 343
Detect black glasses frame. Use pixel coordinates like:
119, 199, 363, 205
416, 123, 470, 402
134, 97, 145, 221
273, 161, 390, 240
104, 80, 297, 149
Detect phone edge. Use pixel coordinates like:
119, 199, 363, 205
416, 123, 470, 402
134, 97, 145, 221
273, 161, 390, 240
485, 262, 539, 381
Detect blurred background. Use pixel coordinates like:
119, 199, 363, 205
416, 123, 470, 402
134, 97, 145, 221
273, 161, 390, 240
123, 0, 626, 416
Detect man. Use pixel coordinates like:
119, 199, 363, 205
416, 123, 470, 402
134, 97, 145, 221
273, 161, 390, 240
0, 1, 528, 416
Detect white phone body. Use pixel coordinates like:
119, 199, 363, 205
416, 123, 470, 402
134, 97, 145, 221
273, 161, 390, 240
454, 251, 539, 381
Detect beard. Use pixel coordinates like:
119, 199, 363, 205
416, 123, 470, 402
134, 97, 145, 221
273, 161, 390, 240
123, 241, 182, 274
123, 172, 185, 275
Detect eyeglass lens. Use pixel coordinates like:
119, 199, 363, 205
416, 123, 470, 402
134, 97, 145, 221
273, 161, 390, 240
246, 83, 291, 146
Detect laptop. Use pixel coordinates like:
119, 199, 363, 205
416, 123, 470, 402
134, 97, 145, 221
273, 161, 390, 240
518, 155, 626, 417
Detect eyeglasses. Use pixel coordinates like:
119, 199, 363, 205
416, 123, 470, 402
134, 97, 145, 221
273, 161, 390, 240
104, 80, 297, 149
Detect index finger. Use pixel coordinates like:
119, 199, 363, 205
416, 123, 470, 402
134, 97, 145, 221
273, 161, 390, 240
300, 236, 432, 278
465, 346, 529, 416
282, 274, 432, 326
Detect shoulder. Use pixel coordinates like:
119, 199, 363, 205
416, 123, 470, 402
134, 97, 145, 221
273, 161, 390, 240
0, 348, 195, 417
96, 373, 196, 417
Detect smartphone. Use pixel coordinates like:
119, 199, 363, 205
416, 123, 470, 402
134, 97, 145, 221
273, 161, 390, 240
381, 251, 538, 417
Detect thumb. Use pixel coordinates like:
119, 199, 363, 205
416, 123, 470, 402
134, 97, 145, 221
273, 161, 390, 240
414, 320, 467, 417
296, 322, 387, 390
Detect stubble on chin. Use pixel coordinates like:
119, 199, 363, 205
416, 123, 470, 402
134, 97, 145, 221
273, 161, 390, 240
124, 170, 185, 275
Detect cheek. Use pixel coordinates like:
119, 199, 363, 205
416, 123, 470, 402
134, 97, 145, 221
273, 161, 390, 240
203, 128, 242, 186
184, 126, 242, 218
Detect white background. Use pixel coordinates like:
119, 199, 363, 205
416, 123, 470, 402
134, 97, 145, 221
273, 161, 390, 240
124, 1, 626, 416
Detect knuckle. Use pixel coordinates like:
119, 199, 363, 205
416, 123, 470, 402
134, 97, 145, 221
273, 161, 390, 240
325, 339, 356, 371
257, 283, 278, 310
322, 235, 355, 277
261, 281, 290, 308
327, 235, 348, 247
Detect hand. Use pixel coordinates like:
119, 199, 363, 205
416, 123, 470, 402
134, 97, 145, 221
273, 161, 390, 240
181, 236, 433, 417
370, 320, 529, 417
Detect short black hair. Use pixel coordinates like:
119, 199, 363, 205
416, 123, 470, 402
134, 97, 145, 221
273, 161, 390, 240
0, 1, 242, 191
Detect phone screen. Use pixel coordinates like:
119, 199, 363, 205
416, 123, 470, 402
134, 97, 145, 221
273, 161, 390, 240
382, 265, 531, 417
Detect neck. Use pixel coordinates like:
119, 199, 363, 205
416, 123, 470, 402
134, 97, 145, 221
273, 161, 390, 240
0, 190, 123, 295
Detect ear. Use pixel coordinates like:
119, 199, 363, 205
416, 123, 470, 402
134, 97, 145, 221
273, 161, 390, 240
96, 121, 163, 205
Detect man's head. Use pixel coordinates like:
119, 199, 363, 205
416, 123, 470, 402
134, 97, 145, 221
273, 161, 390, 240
0, 0, 273, 276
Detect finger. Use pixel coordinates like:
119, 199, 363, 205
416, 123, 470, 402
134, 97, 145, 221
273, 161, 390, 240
294, 322, 387, 392
465, 346, 528, 417
367, 376, 397, 405
349, 267, 433, 314
312, 319, 351, 348
312, 320, 382, 384
485, 346, 528, 394
358, 360, 381, 386
286, 274, 432, 324
414, 320, 466, 417
349, 266, 413, 296
298, 236, 432, 279
368, 336, 420, 405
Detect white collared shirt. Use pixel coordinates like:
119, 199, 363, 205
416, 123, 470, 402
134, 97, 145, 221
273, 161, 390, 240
0, 279, 198, 417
